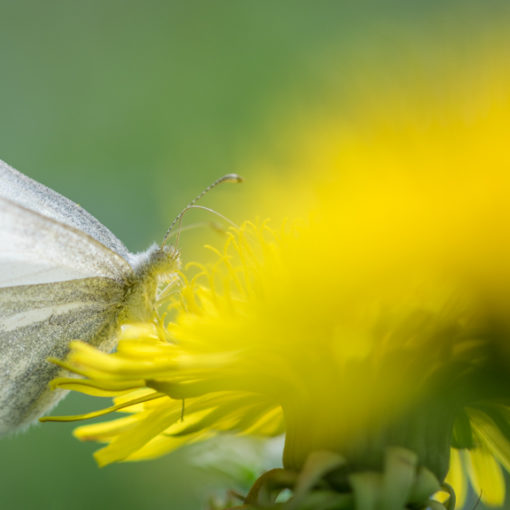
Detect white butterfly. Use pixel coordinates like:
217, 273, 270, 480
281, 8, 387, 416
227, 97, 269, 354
0, 159, 240, 434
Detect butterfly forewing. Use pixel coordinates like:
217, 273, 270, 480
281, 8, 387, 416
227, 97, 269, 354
0, 160, 130, 259
0, 197, 132, 287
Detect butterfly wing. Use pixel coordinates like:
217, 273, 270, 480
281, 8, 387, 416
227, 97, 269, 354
0, 197, 132, 286
0, 278, 125, 433
0, 159, 130, 260
0, 197, 134, 433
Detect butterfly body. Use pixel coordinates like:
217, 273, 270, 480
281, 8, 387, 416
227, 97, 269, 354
0, 160, 179, 434
121, 243, 179, 323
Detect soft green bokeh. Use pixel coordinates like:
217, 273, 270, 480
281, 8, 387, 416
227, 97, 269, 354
0, 1, 508, 508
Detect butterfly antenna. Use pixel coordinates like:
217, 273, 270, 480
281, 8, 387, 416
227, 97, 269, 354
161, 173, 243, 247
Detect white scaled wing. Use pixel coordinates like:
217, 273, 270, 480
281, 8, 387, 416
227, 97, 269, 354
0, 278, 125, 433
0, 197, 132, 287
0, 159, 130, 259
0, 194, 134, 433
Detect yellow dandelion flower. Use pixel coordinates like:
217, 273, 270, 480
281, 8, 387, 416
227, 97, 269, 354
44, 209, 510, 508
42, 52, 510, 510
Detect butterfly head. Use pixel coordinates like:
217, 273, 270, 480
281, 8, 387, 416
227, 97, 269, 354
131, 243, 180, 281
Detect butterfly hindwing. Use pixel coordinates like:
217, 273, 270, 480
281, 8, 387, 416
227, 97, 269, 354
0, 277, 126, 432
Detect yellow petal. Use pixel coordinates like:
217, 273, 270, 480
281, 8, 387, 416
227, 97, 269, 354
444, 449, 467, 509
466, 445, 505, 507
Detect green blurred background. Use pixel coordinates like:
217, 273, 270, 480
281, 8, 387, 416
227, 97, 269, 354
0, 1, 508, 508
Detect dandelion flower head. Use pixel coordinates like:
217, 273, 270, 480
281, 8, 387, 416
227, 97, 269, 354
44, 54, 510, 509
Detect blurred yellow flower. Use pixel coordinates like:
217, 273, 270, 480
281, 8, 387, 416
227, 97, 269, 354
43, 52, 510, 509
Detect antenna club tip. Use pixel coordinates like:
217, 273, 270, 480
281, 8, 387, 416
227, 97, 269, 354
224, 173, 243, 183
